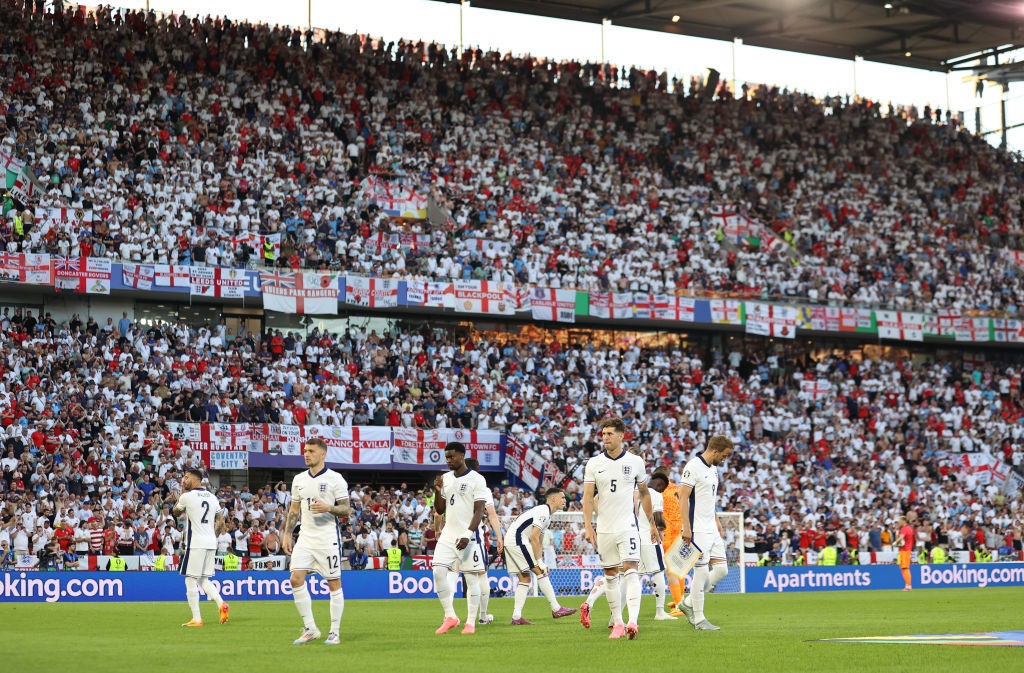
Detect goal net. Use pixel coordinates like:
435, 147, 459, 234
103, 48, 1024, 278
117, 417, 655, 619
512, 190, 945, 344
539, 511, 745, 596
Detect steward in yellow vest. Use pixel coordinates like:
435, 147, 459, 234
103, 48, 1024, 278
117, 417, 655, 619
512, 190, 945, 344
819, 536, 838, 565
386, 543, 402, 570
155, 554, 169, 571
223, 552, 240, 571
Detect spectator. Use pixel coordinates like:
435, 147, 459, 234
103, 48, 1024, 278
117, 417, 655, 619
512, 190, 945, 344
349, 546, 369, 570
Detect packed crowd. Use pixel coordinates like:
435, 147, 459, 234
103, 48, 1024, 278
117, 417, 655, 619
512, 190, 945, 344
4, 3, 1024, 317
0, 304, 1021, 569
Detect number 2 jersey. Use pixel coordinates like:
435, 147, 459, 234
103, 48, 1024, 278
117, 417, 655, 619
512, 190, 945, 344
179, 488, 219, 550
290, 467, 350, 548
583, 450, 648, 534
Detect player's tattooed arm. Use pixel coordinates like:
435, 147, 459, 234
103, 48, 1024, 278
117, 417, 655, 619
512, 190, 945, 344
283, 501, 301, 537
214, 512, 226, 536
330, 497, 351, 519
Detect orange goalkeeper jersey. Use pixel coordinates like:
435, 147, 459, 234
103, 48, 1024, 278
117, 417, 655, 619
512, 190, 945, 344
661, 481, 682, 548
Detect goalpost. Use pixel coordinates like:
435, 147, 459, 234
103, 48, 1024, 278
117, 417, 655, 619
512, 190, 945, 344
539, 511, 745, 596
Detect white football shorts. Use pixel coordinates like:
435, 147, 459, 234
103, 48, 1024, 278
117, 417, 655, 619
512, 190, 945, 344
597, 529, 641, 568
433, 535, 485, 573
692, 531, 726, 565
638, 542, 666, 575
290, 540, 342, 580
179, 547, 215, 579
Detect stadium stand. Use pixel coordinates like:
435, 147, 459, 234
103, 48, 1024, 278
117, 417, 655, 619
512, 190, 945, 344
4, 2, 1024, 314
0, 3, 1021, 570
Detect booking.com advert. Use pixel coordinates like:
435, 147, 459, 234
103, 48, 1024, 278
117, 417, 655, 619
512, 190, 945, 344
747, 563, 1024, 593
2, 565, 1023, 602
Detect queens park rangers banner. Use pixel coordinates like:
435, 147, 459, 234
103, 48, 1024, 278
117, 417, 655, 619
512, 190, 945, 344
302, 425, 391, 466
345, 276, 399, 308
260, 271, 338, 314
453, 280, 515, 315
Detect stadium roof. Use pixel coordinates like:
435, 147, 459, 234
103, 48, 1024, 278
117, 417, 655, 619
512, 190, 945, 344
441, 0, 1024, 71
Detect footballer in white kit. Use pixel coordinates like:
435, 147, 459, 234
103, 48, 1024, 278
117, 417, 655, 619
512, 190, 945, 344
582, 417, 660, 640
171, 468, 228, 627
503, 488, 577, 624
463, 457, 505, 625
431, 442, 489, 635
677, 434, 734, 631
636, 486, 666, 576
289, 465, 349, 579
282, 437, 352, 646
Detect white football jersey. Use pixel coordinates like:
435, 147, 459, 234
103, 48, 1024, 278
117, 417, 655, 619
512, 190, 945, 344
179, 488, 219, 550
290, 467, 350, 548
635, 487, 663, 541
477, 487, 496, 533
680, 453, 719, 533
584, 450, 649, 534
505, 503, 552, 546
439, 469, 489, 543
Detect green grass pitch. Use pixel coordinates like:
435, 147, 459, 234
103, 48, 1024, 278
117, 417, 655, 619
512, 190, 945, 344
3, 588, 1021, 672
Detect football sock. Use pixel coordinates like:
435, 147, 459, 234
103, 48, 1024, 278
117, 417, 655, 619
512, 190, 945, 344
329, 588, 344, 633
448, 570, 458, 596
199, 578, 224, 608
618, 575, 628, 623
478, 575, 490, 620
667, 571, 683, 604
653, 572, 667, 613
623, 569, 641, 625
538, 572, 560, 610
707, 563, 728, 592
433, 566, 457, 619
291, 583, 317, 630
585, 578, 605, 608
512, 579, 530, 619
465, 573, 483, 624
185, 577, 202, 622
604, 574, 622, 626
691, 564, 708, 623
901, 568, 912, 587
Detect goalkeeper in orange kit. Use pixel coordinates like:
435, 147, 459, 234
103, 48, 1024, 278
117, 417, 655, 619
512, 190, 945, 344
649, 469, 687, 612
